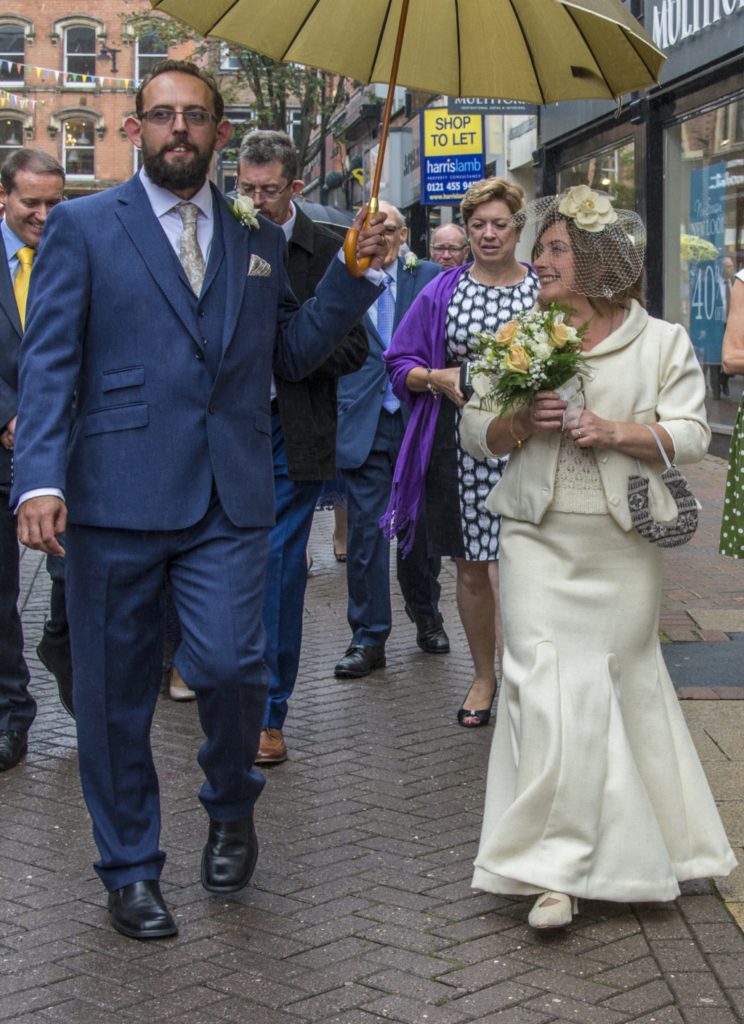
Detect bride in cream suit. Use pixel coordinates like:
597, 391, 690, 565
460, 188, 735, 931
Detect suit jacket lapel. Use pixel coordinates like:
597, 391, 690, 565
394, 257, 414, 330
0, 255, 22, 338
114, 176, 202, 346
215, 190, 249, 353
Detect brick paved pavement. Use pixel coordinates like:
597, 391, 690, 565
2, 456, 744, 1024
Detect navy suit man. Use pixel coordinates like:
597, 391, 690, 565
237, 130, 368, 766
12, 61, 386, 941
335, 202, 449, 679
0, 149, 67, 774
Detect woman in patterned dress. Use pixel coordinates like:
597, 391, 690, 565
720, 265, 744, 557
383, 178, 538, 727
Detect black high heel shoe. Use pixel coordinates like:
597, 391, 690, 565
457, 682, 496, 728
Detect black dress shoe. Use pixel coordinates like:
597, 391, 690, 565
202, 816, 258, 893
334, 644, 386, 679
405, 607, 450, 654
37, 632, 74, 718
0, 731, 27, 772
107, 880, 177, 940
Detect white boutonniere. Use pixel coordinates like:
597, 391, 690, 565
230, 194, 260, 231
404, 251, 420, 273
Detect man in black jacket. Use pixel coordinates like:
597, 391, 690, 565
238, 131, 368, 764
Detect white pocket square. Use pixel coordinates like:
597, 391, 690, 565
248, 254, 272, 278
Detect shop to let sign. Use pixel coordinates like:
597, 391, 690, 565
420, 109, 485, 205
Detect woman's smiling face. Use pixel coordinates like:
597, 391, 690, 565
532, 220, 581, 304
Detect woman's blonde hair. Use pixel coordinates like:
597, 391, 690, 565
460, 177, 525, 224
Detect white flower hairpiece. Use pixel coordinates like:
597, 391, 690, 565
231, 194, 260, 231
558, 185, 617, 233
404, 251, 420, 273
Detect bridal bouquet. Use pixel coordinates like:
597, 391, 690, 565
471, 303, 590, 412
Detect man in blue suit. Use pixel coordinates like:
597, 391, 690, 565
335, 202, 449, 679
12, 61, 386, 941
0, 148, 67, 772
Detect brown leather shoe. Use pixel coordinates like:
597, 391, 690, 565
255, 728, 287, 765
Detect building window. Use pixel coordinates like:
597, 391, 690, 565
286, 107, 303, 146
219, 43, 241, 72
0, 115, 23, 157
0, 24, 24, 85
63, 117, 95, 176
65, 26, 97, 85
558, 137, 637, 212
136, 32, 167, 81
664, 92, 744, 431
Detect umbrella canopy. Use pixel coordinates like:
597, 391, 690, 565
150, 0, 665, 105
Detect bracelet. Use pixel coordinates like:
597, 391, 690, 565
425, 367, 439, 395
509, 413, 526, 449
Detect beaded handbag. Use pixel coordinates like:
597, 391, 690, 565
627, 427, 699, 548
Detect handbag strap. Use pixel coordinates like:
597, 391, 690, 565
645, 425, 672, 470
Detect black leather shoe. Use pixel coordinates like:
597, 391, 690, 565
405, 607, 450, 654
0, 731, 27, 771
107, 880, 177, 940
334, 644, 386, 679
37, 632, 74, 718
202, 816, 258, 893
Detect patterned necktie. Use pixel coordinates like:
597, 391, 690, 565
177, 203, 205, 295
13, 246, 35, 329
377, 272, 400, 413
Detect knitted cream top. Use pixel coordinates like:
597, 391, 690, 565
551, 430, 608, 514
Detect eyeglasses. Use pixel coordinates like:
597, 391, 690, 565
139, 108, 217, 128
238, 182, 292, 201
432, 244, 468, 253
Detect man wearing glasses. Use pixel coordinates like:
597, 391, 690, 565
429, 223, 469, 270
12, 61, 387, 941
236, 130, 368, 767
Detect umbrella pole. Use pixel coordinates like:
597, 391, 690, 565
343, 0, 411, 277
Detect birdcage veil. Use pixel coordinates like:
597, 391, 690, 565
514, 186, 646, 300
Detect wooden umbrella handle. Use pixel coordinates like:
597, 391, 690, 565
343, 199, 378, 278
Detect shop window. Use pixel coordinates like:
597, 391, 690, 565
65, 25, 97, 85
63, 117, 95, 176
0, 24, 24, 85
665, 93, 744, 429
136, 32, 167, 81
558, 138, 637, 211
0, 115, 23, 157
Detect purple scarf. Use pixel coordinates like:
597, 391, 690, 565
380, 263, 470, 554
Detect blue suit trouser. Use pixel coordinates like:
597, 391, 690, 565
261, 411, 322, 730
65, 496, 269, 891
0, 486, 33, 733
342, 409, 441, 648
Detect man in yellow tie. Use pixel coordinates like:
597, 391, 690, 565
0, 148, 66, 771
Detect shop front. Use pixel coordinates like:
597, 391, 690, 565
537, 1, 743, 443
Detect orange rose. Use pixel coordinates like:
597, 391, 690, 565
495, 320, 519, 346
504, 344, 531, 373
549, 322, 573, 349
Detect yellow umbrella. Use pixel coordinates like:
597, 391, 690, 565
150, 0, 665, 272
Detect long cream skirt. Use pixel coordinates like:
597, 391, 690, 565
472, 511, 736, 902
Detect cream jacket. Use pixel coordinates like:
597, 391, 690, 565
460, 301, 710, 531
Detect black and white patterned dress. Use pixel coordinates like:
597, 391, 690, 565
426, 267, 540, 561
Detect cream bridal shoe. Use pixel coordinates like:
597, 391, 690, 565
528, 891, 579, 930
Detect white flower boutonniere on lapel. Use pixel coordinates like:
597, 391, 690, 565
403, 251, 420, 273
230, 194, 260, 231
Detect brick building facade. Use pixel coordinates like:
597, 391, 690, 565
0, 0, 192, 195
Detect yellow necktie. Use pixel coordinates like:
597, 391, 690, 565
13, 246, 35, 329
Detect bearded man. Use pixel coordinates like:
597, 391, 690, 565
12, 60, 386, 940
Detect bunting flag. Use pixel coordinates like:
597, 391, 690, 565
0, 58, 139, 89
0, 88, 37, 110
